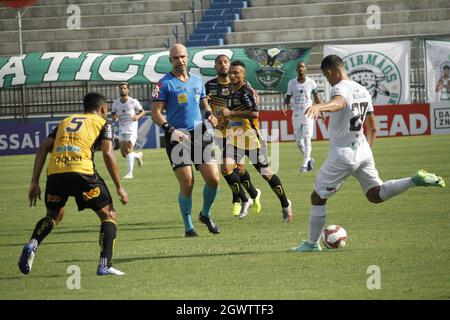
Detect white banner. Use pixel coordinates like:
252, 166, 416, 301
323, 41, 411, 105
425, 40, 450, 103
430, 102, 450, 135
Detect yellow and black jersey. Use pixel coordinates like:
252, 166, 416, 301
47, 113, 114, 175
205, 77, 232, 135
227, 83, 261, 150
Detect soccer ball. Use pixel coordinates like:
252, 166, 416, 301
321, 225, 348, 249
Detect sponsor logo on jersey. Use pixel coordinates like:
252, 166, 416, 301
55, 145, 81, 153
54, 154, 82, 164
343, 51, 402, 104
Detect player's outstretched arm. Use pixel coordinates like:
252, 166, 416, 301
305, 96, 346, 120
101, 139, 128, 205
28, 137, 54, 207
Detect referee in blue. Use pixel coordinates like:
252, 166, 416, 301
151, 43, 220, 237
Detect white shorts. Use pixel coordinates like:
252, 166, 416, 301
118, 132, 137, 146
292, 116, 313, 141
314, 143, 383, 199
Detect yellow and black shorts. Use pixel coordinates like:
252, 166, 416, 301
223, 143, 270, 173
45, 172, 112, 212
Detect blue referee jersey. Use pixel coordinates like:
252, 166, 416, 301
152, 72, 206, 131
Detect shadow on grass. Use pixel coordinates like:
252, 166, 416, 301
0, 274, 64, 281
55, 249, 286, 264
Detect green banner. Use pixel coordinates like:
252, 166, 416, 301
0, 48, 310, 91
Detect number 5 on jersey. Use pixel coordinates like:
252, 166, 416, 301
66, 117, 86, 133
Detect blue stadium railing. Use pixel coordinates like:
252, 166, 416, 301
186, 0, 248, 47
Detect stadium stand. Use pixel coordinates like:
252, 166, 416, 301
186, 0, 247, 47
0, 0, 449, 116
0, 0, 210, 55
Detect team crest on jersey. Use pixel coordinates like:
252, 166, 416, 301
221, 88, 230, 96
82, 187, 100, 201
244, 48, 308, 90
343, 51, 402, 105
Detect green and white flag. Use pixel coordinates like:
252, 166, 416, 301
0, 48, 310, 91
324, 41, 411, 105
425, 39, 450, 103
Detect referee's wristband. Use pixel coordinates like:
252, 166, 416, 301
161, 122, 174, 135
204, 111, 212, 119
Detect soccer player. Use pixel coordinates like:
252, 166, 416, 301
151, 43, 220, 237
18, 92, 129, 275
205, 54, 261, 218
221, 60, 293, 222
112, 82, 145, 179
283, 62, 321, 173
290, 55, 446, 252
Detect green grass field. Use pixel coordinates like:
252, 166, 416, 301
0, 135, 449, 300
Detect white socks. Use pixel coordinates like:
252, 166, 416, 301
379, 178, 415, 201
126, 152, 139, 175
302, 138, 312, 167
308, 205, 327, 244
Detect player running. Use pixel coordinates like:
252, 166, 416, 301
112, 82, 145, 179
221, 60, 293, 222
205, 54, 261, 218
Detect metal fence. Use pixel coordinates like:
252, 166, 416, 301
0, 81, 153, 119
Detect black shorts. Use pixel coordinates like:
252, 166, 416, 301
45, 172, 113, 212
164, 125, 217, 171
223, 142, 270, 173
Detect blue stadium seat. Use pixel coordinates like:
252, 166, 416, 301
186, 0, 247, 48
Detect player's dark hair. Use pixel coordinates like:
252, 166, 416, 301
231, 60, 246, 69
444, 65, 450, 70
321, 55, 344, 71
83, 92, 107, 112
119, 81, 129, 88
215, 54, 230, 64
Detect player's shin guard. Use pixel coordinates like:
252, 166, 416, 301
31, 216, 55, 245
223, 171, 249, 203
379, 178, 415, 201
202, 185, 218, 217
309, 205, 327, 245
238, 169, 258, 199
99, 221, 116, 268
267, 175, 289, 208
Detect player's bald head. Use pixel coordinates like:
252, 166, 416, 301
169, 43, 188, 59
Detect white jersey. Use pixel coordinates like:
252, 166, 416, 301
287, 76, 318, 121
329, 80, 374, 147
440, 78, 449, 101
111, 97, 143, 134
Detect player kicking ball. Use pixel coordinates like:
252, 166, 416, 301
290, 55, 446, 253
